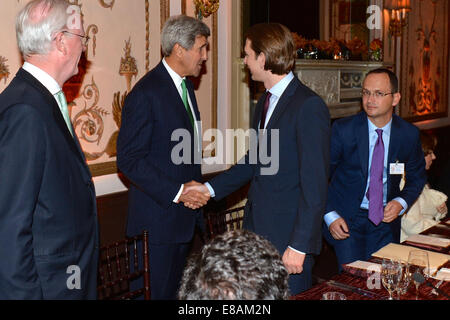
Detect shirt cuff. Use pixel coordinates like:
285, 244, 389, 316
393, 197, 408, 216
288, 246, 305, 255
324, 211, 341, 228
173, 184, 184, 203
205, 182, 215, 198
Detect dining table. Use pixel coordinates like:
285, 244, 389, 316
292, 217, 450, 300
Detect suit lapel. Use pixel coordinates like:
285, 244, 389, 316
157, 63, 197, 136
17, 69, 92, 178
265, 78, 298, 130
387, 115, 401, 164
356, 113, 369, 179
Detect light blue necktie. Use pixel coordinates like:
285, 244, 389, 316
55, 90, 74, 137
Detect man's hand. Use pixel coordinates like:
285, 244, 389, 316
329, 217, 350, 240
383, 200, 402, 223
282, 247, 305, 274
178, 180, 210, 210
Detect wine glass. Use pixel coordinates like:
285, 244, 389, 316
395, 260, 411, 299
381, 258, 402, 300
407, 250, 429, 300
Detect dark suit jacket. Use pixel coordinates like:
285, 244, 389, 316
117, 61, 203, 244
209, 76, 330, 255
0, 68, 98, 299
325, 111, 426, 241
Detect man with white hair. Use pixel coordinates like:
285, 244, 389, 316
0, 0, 98, 299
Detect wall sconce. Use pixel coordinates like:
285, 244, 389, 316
385, 0, 411, 37
194, 0, 219, 20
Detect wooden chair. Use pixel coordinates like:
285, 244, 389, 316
97, 230, 150, 300
204, 206, 245, 240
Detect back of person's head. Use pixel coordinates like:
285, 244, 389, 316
420, 130, 437, 155
178, 229, 290, 300
161, 14, 210, 57
16, 0, 72, 58
245, 23, 295, 75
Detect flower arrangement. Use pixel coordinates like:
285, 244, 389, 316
292, 32, 382, 62
368, 38, 383, 61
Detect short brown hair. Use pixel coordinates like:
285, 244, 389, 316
420, 131, 437, 154
366, 68, 399, 93
245, 23, 295, 75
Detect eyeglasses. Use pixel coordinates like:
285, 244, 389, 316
61, 31, 90, 46
361, 89, 394, 99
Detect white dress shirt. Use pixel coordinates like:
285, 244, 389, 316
162, 59, 200, 203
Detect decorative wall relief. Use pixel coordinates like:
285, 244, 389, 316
0, 56, 9, 84
98, 0, 115, 9
73, 77, 111, 159
120, 38, 138, 92
400, 0, 448, 121
86, 24, 98, 58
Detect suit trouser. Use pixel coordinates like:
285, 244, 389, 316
288, 254, 314, 295
149, 242, 192, 300
130, 241, 191, 300
324, 209, 395, 272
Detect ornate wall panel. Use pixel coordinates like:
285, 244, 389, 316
0, 0, 217, 177
400, 0, 449, 121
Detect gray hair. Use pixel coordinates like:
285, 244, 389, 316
161, 15, 210, 56
16, 0, 72, 58
178, 230, 290, 300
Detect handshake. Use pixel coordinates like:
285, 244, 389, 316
178, 180, 211, 210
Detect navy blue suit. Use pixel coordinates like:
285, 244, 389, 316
117, 61, 203, 299
0, 68, 99, 299
323, 111, 426, 268
209, 76, 330, 294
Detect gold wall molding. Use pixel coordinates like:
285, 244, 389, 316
98, 0, 115, 9
0, 56, 9, 84
145, 0, 150, 72
400, 0, 448, 121
86, 24, 98, 58
160, 0, 170, 31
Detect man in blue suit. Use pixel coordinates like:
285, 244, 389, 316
117, 15, 210, 300
323, 68, 426, 270
0, 0, 98, 299
186, 23, 330, 294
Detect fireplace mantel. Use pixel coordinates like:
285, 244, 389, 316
230, 59, 393, 161
294, 60, 392, 119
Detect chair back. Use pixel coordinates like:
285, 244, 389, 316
204, 206, 245, 240
97, 230, 150, 300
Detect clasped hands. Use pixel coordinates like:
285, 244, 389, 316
178, 180, 210, 209
329, 200, 403, 240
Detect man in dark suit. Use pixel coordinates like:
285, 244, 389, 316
117, 15, 210, 300
0, 0, 98, 299
323, 68, 426, 270
186, 23, 330, 294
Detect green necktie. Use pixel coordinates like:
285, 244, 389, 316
181, 79, 195, 130
55, 90, 74, 137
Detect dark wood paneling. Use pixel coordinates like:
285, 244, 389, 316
96, 191, 128, 246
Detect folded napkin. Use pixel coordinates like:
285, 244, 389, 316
431, 268, 450, 281
345, 260, 381, 272
405, 234, 450, 248
371, 243, 450, 272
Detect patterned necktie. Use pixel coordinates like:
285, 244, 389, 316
55, 90, 74, 137
260, 91, 272, 129
367, 129, 384, 225
181, 79, 195, 130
